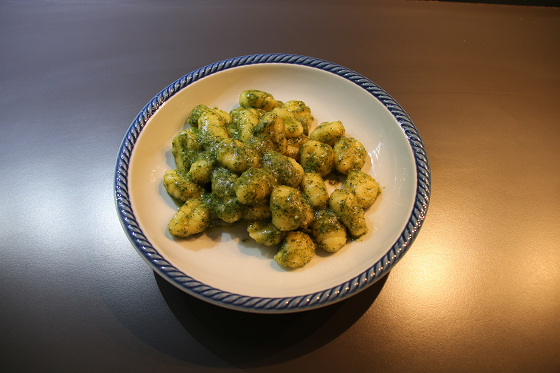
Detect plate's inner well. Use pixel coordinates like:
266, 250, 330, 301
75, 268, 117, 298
128, 63, 416, 299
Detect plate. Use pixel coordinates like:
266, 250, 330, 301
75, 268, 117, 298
114, 54, 430, 313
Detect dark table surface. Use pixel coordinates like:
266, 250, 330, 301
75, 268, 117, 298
1, 1, 559, 372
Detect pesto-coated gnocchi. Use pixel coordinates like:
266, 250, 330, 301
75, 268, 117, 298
329, 189, 368, 238
262, 150, 304, 188
167, 197, 211, 237
274, 231, 316, 268
299, 139, 334, 177
186, 104, 209, 126
197, 108, 231, 148
211, 166, 237, 199
344, 170, 380, 209
229, 107, 261, 142
281, 100, 314, 135
172, 127, 201, 172
163, 169, 204, 203
163, 89, 381, 269
312, 209, 347, 253
333, 137, 367, 174
301, 172, 329, 210
234, 167, 277, 205
212, 195, 243, 223
270, 185, 305, 231
186, 150, 217, 184
309, 120, 345, 146
240, 89, 280, 112
247, 220, 287, 246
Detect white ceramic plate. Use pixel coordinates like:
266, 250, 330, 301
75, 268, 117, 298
115, 54, 430, 313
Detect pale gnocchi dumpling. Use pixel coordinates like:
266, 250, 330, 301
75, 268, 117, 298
163, 169, 204, 203
274, 231, 315, 268
301, 172, 329, 210
285, 134, 308, 161
186, 150, 217, 185
312, 209, 347, 253
234, 168, 277, 205
197, 109, 231, 148
248, 133, 288, 158
247, 220, 287, 246
333, 137, 367, 174
167, 197, 211, 237
299, 139, 334, 177
344, 170, 381, 209
309, 120, 345, 147
270, 185, 305, 231
239, 89, 280, 112
212, 195, 243, 223
262, 150, 304, 188
210, 167, 243, 223
281, 100, 314, 135
329, 189, 368, 238
275, 107, 304, 138
229, 107, 262, 143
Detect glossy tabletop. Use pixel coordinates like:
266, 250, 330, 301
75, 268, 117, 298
1, 1, 559, 372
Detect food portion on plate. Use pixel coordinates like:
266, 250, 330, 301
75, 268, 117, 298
163, 89, 381, 269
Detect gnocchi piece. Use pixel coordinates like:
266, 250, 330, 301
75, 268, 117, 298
301, 172, 329, 210
253, 110, 285, 137
299, 139, 334, 177
329, 189, 368, 237
167, 197, 211, 237
247, 220, 287, 246
186, 104, 209, 127
216, 138, 260, 174
312, 209, 347, 253
186, 150, 217, 185
212, 195, 243, 223
333, 137, 367, 174
212, 107, 233, 124
239, 89, 280, 112
262, 150, 304, 188
211, 167, 237, 199
174, 127, 202, 151
344, 170, 381, 209
270, 186, 305, 231
229, 107, 261, 142
274, 107, 303, 138
163, 169, 204, 203
309, 120, 345, 147
171, 128, 201, 172
242, 203, 272, 221
198, 110, 230, 148
234, 167, 277, 205
274, 231, 316, 268
282, 100, 314, 136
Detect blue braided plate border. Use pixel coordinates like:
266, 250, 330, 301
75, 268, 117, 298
114, 53, 431, 313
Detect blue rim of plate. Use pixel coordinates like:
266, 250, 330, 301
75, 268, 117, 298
114, 53, 431, 313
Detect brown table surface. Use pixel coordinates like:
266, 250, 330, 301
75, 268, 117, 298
1, 1, 559, 372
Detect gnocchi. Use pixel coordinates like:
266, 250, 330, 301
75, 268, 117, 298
163, 89, 381, 268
